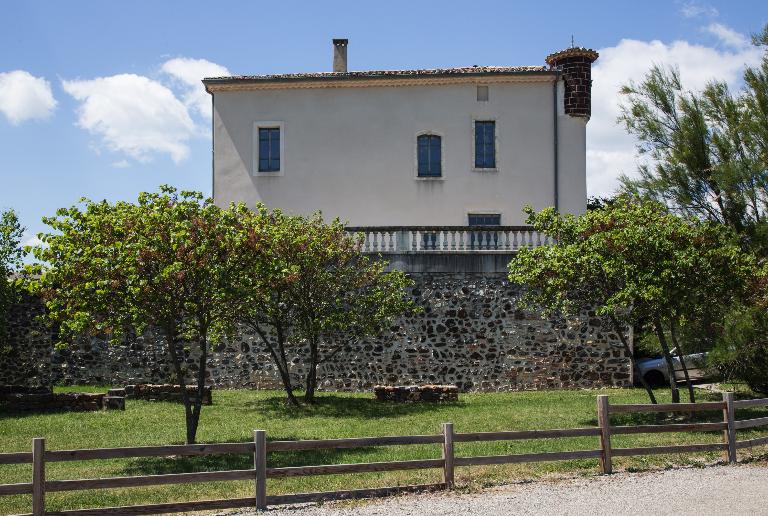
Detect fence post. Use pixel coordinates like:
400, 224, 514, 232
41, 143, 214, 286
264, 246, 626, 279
442, 423, 454, 489
253, 430, 267, 511
32, 437, 45, 516
597, 395, 612, 474
722, 392, 737, 464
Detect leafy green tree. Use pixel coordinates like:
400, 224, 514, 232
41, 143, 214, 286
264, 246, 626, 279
509, 199, 754, 403
286, 218, 414, 403
32, 187, 244, 443
618, 26, 768, 253
0, 209, 25, 345
231, 205, 414, 405
710, 262, 768, 394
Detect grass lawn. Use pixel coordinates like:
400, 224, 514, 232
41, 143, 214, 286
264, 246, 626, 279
1, 386, 767, 514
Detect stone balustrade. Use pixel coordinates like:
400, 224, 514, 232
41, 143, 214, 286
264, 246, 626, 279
345, 226, 551, 253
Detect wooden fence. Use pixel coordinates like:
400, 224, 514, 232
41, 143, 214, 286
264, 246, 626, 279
1, 393, 767, 515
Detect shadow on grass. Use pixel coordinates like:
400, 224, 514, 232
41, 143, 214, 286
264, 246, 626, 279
121, 444, 391, 476
246, 394, 464, 420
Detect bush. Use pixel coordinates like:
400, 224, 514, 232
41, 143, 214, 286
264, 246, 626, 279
712, 306, 768, 394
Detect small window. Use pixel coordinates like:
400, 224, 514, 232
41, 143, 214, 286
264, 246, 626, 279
468, 214, 501, 226
474, 121, 496, 169
417, 134, 442, 177
258, 127, 280, 172
477, 85, 489, 102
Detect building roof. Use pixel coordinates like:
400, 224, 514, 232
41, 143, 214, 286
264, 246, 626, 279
203, 65, 554, 89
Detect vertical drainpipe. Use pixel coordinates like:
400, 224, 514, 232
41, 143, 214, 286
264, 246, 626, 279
552, 70, 560, 212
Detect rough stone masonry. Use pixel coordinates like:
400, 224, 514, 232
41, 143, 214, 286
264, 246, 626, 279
0, 272, 631, 391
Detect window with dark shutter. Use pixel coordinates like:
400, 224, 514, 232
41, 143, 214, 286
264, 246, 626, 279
258, 127, 280, 172
417, 134, 442, 177
474, 121, 496, 169
468, 214, 501, 226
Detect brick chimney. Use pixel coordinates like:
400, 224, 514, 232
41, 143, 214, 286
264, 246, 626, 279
545, 47, 599, 119
333, 39, 348, 73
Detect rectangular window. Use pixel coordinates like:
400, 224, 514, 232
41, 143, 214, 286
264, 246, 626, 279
474, 121, 496, 169
477, 85, 489, 102
258, 127, 280, 172
468, 214, 501, 226
417, 134, 442, 177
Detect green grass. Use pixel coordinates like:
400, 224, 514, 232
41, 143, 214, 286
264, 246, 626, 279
1, 387, 767, 514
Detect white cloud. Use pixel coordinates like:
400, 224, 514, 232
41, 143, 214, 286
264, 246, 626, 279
0, 70, 57, 124
705, 23, 749, 49
679, 1, 718, 19
161, 57, 230, 118
62, 74, 196, 163
587, 30, 762, 197
22, 235, 45, 248
111, 159, 130, 168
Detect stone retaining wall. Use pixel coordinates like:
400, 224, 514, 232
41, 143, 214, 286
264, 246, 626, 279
0, 392, 106, 412
0, 273, 631, 391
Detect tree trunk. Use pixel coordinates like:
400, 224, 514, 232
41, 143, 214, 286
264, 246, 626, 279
669, 318, 696, 403
186, 329, 209, 445
252, 323, 299, 406
304, 338, 318, 404
653, 316, 681, 403
609, 315, 657, 404
165, 329, 197, 444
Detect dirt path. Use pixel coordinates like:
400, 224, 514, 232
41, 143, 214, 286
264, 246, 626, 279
230, 464, 768, 515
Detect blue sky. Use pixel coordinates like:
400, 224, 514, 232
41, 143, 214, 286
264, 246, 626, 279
1, 0, 766, 244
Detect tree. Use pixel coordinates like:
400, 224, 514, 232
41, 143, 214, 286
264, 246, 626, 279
285, 217, 414, 403
0, 209, 24, 346
618, 26, 768, 254
32, 187, 244, 443
231, 205, 414, 405
508, 198, 754, 403
710, 262, 768, 394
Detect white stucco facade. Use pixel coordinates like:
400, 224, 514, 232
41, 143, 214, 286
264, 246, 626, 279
209, 74, 588, 226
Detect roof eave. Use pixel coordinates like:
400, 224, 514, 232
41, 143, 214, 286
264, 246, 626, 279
203, 69, 557, 94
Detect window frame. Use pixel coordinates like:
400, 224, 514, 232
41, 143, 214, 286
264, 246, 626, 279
252, 121, 285, 176
468, 213, 502, 226
471, 119, 499, 172
414, 130, 445, 180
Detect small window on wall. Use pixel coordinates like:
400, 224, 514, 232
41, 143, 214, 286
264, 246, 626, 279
258, 127, 281, 172
417, 134, 442, 177
477, 85, 489, 101
474, 121, 496, 169
468, 214, 501, 226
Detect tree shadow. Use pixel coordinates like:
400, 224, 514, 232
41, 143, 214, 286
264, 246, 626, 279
246, 394, 464, 420
121, 439, 400, 476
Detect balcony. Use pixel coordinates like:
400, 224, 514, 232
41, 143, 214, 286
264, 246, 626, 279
346, 226, 550, 254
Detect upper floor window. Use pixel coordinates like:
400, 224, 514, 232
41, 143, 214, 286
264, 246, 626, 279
474, 121, 496, 169
468, 214, 501, 226
477, 85, 489, 102
258, 127, 281, 172
417, 134, 442, 177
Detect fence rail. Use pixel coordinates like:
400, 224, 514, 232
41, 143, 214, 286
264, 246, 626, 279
345, 226, 550, 253
2, 393, 768, 515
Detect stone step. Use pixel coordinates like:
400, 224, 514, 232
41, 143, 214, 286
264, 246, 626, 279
104, 396, 126, 410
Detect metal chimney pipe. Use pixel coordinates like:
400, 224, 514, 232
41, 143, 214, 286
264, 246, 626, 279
333, 39, 348, 73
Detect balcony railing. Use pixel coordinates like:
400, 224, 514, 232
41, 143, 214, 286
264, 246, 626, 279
345, 226, 551, 253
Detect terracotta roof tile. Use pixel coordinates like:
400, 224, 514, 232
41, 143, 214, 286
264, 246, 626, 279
203, 65, 552, 84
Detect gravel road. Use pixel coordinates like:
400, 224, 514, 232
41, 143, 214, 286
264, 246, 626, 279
230, 464, 768, 516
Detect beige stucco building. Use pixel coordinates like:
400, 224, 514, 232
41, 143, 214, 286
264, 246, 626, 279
204, 41, 598, 227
